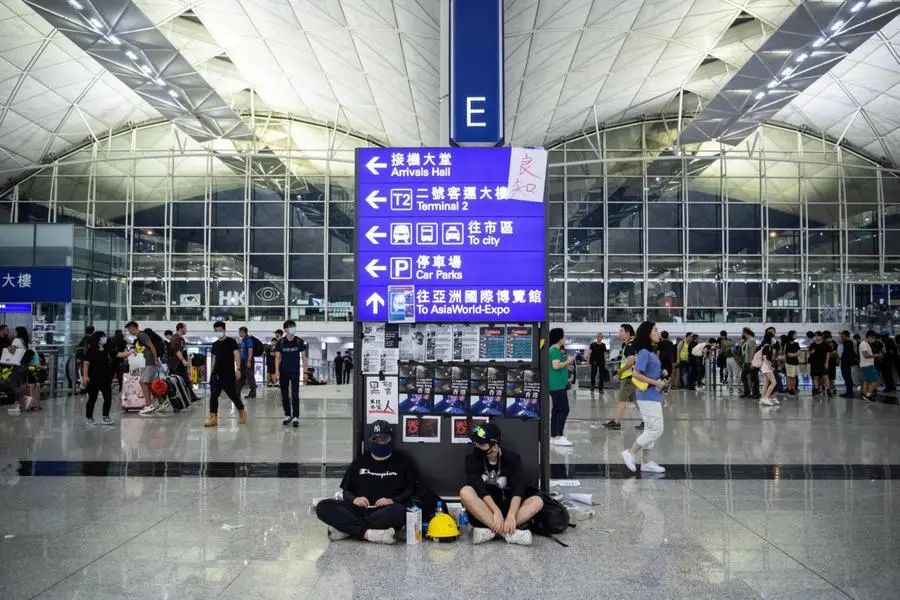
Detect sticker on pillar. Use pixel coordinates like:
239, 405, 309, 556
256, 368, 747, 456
388, 285, 415, 323
399, 362, 433, 414
469, 365, 506, 416
366, 376, 399, 424
451, 416, 489, 444
505, 367, 540, 419
432, 365, 466, 415
402, 415, 441, 443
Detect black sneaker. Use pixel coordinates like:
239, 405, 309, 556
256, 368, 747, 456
635, 421, 645, 430
603, 420, 621, 430
840, 393, 855, 399
292, 417, 300, 428
863, 395, 874, 403
282, 416, 292, 425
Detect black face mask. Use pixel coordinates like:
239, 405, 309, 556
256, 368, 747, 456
474, 447, 489, 460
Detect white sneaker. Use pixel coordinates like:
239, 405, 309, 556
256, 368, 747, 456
327, 527, 350, 542
622, 449, 637, 472
504, 529, 533, 546
471, 527, 496, 545
139, 404, 157, 416
22, 396, 33, 411
554, 436, 574, 447
363, 528, 396, 545
101, 417, 115, 426
772, 397, 781, 405
641, 462, 666, 473
7, 406, 21, 415
85, 418, 95, 426
157, 400, 171, 412
759, 397, 774, 406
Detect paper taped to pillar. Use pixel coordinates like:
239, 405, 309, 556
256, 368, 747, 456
449, 0, 504, 146
366, 376, 399, 424
355, 147, 548, 323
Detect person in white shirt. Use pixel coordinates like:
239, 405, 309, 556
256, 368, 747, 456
858, 330, 882, 402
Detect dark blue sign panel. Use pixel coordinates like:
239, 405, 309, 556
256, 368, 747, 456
356, 148, 546, 323
0, 303, 32, 312
450, 0, 504, 146
0, 267, 73, 303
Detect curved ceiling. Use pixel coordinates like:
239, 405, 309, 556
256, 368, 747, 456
2, 0, 900, 184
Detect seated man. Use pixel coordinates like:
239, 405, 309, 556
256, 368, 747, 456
316, 420, 418, 545
459, 422, 544, 546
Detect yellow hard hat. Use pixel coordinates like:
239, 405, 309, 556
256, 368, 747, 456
426, 512, 460, 542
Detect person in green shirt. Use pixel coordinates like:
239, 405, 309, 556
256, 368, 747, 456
548, 327, 574, 447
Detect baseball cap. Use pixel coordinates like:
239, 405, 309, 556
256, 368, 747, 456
470, 422, 501, 445
368, 420, 393, 440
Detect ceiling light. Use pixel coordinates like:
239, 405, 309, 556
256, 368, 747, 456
782, 67, 795, 77
88, 17, 102, 29
67, 0, 84, 9
851, 2, 866, 13
140, 64, 152, 74
813, 37, 827, 48
107, 35, 121, 45
154, 77, 166, 86
796, 53, 809, 62
755, 91, 766, 100
767, 80, 779, 89
168, 89, 179, 98
830, 20, 845, 33
125, 50, 137, 60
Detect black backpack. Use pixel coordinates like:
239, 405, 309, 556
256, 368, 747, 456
529, 490, 571, 536
143, 329, 166, 359
250, 336, 264, 357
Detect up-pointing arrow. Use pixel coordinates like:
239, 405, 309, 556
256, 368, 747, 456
365, 259, 387, 278
365, 225, 387, 245
366, 292, 385, 315
365, 190, 386, 209
366, 155, 387, 175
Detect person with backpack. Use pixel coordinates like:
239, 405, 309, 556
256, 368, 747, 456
237, 326, 259, 399
459, 422, 544, 546
126, 321, 168, 415
5, 326, 40, 415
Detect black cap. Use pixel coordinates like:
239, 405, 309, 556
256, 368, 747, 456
368, 420, 393, 439
470, 422, 501, 445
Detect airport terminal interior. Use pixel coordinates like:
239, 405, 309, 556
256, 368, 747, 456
2, 0, 900, 598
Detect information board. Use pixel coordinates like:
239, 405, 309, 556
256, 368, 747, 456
355, 147, 547, 323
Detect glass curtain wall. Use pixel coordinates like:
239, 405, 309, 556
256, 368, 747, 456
1, 117, 897, 324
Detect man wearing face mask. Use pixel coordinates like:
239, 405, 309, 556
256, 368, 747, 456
459, 422, 544, 546
203, 321, 246, 428
275, 319, 308, 428
315, 420, 418, 545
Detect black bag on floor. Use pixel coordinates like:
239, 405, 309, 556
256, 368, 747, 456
0, 381, 16, 405
166, 374, 192, 411
528, 488, 572, 536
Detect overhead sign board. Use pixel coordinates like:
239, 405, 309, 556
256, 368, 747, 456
356, 147, 547, 323
449, 0, 504, 146
0, 267, 73, 303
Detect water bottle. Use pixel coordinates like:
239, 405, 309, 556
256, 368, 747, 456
435, 501, 444, 514
458, 509, 469, 537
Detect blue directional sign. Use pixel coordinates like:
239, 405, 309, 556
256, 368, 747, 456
356, 148, 547, 323
0, 267, 73, 303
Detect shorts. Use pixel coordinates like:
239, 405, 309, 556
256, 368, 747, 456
467, 487, 537, 529
140, 365, 159, 384
617, 378, 636, 403
862, 366, 880, 382
810, 364, 827, 378
785, 364, 799, 378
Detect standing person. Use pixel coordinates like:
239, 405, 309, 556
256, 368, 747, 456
203, 321, 246, 428
275, 319, 308, 428
717, 331, 733, 385
723, 332, 741, 393
237, 327, 257, 399
6, 327, 40, 415
739, 328, 759, 399
758, 336, 779, 406
621, 321, 667, 474
879, 334, 897, 392
824, 331, 840, 395
167, 323, 191, 382
0, 324, 11, 352
343, 352, 354, 384
677, 333, 693, 390
81, 331, 115, 426
125, 321, 167, 415
784, 331, 800, 396
691, 336, 711, 389
548, 327, 574, 447
334, 351, 344, 385
315, 421, 418, 545
603, 324, 637, 430
266, 339, 278, 387
839, 330, 858, 398
108, 330, 127, 390
807, 331, 832, 397
859, 331, 881, 402
657, 331, 676, 386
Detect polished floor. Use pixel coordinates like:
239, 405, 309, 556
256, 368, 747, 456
0, 384, 898, 599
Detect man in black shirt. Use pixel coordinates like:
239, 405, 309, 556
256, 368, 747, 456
0, 324, 10, 352
333, 351, 343, 385
459, 422, 544, 546
316, 420, 417, 545
587, 332, 607, 392
839, 330, 858, 398
658, 331, 676, 383
784, 331, 800, 396
203, 321, 245, 428
275, 319, 308, 427
808, 331, 832, 397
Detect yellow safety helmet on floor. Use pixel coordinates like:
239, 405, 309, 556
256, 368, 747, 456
426, 512, 460, 542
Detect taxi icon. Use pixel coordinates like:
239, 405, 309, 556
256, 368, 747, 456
442, 223, 464, 245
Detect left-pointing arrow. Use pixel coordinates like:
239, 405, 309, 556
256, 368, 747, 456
365, 259, 387, 278
366, 292, 385, 315
365, 190, 386, 209
366, 156, 388, 175
365, 225, 387, 245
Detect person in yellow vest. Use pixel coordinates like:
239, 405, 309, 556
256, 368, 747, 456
603, 324, 642, 431
677, 333, 693, 389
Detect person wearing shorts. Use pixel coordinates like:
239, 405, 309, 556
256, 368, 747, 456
859, 331, 881, 402
126, 321, 165, 415
604, 324, 638, 430
784, 331, 800, 396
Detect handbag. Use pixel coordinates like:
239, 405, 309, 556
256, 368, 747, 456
631, 377, 650, 392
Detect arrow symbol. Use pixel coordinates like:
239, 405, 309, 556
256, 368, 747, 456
365, 190, 386, 209
366, 155, 387, 175
365, 225, 387, 245
365, 259, 387, 278
366, 292, 385, 315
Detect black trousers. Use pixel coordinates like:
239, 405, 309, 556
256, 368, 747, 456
880, 359, 896, 391
86, 381, 112, 418
209, 374, 243, 414
741, 365, 760, 397
549, 388, 569, 437
280, 372, 300, 417
334, 366, 343, 384
315, 499, 406, 538
841, 364, 854, 395
343, 368, 353, 384
590, 363, 604, 390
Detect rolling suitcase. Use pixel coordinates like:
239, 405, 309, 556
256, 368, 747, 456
166, 374, 192, 412
121, 373, 145, 411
